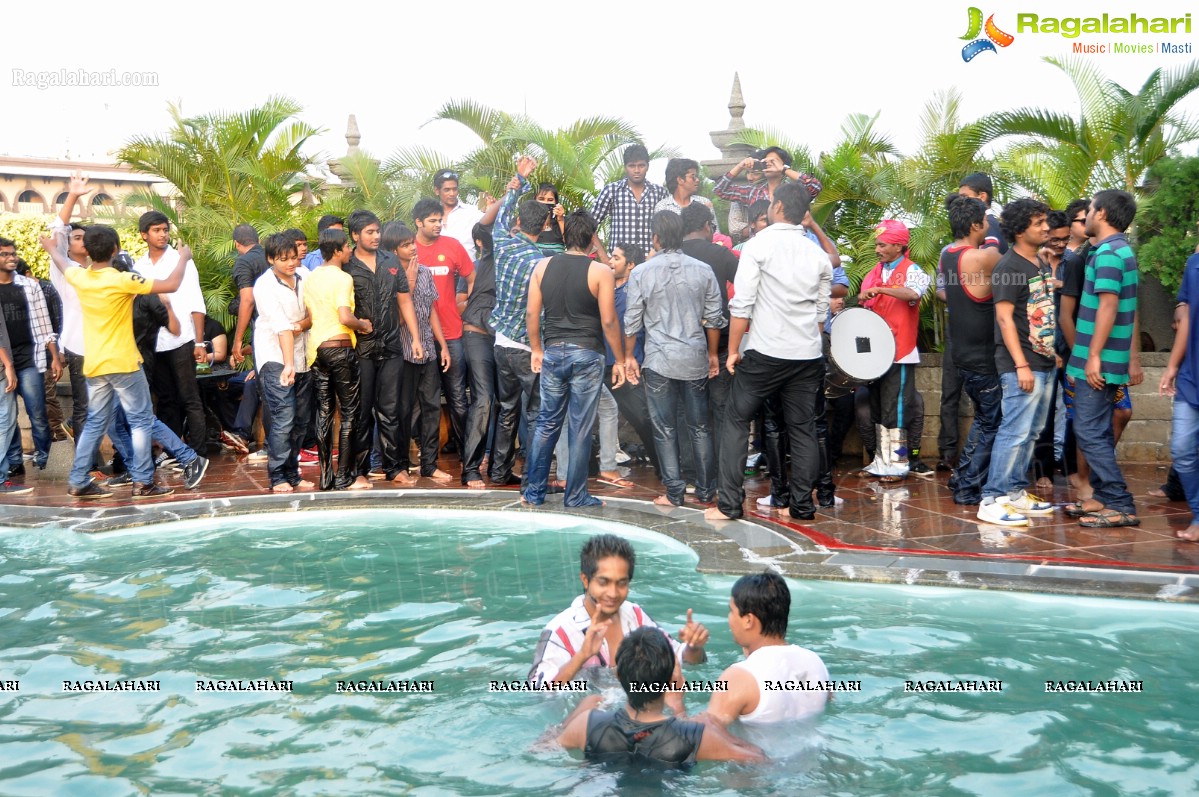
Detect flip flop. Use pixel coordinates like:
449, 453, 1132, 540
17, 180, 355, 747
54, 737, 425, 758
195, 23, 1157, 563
1078, 510, 1140, 528
597, 477, 635, 489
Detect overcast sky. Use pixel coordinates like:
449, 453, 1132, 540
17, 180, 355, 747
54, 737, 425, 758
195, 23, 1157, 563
5, 0, 1198, 182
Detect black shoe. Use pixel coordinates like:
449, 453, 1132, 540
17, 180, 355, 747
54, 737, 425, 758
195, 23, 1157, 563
182, 456, 209, 489
0, 480, 34, 496
910, 460, 933, 475
68, 480, 112, 499
490, 474, 522, 486
8, 463, 25, 478
936, 460, 954, 472
132, 482, 174, 499
106, 473, 133, 487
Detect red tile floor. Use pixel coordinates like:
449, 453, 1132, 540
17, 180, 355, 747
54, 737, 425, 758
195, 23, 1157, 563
4, 448, 1197, 575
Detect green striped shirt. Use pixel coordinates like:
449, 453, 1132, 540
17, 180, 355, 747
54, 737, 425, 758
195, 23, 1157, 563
1065, 233, 1138, 385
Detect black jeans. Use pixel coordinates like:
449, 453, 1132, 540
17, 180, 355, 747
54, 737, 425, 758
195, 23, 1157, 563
491, 344, 540, 485
153, 342, 208, 449
399, 360, 443, 475
440, 337, 469, 453
949, 367, 1003, 504
606, 364, 660, 475
869, 363, 916, 430
938, 340, 965, 462
461, 331, 497, 484
357, 355, 404, 480
644, 368, 714, 505
313, 345, 366, 490
708, 346, 732, 466
717, 353, 822, 520
65, 349, 88, 439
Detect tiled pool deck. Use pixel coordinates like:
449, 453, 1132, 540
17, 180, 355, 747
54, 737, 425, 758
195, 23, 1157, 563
2, 452, 1197, 603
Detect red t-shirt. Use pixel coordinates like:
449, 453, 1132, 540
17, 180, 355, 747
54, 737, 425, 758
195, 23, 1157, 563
416, 236, 474, 340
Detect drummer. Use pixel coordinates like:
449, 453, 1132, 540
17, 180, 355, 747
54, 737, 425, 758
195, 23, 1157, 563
858, 220, 931, 482
706, 183, 832, 522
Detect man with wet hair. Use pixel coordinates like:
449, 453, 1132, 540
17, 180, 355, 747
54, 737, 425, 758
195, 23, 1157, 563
705, 572, 830, 725
529, 533, 709, 697
590, 143, 668, 256
654, 158, 714, 216
555, 626, 765, 767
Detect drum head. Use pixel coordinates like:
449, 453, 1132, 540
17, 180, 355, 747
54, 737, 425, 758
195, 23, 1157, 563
829, 307, 895, 382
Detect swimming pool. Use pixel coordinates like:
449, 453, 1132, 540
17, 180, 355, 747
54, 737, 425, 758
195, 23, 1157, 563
1, 510, 1195, 795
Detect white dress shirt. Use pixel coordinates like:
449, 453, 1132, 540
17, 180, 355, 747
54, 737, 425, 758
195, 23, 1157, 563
441, 201, 484, 261
252, 269, 309, 371
730, 222, 831, 360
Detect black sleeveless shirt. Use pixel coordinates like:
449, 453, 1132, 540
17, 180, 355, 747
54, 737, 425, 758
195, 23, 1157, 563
584, 709, 705, 769
541, 253, 603, 353
940, 244, 996, 375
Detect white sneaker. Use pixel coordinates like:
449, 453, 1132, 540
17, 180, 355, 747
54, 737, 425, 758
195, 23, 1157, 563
614, 448, 631, 465
977, 499, 1029, 527
756, 495, 780, 508
1005, 490, 1055, 516
247, 449, 268, 462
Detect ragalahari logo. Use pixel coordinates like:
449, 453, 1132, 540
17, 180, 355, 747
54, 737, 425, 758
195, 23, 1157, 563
960, 7, 1015, 61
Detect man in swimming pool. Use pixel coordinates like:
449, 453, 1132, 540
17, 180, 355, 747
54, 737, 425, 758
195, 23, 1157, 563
556, 627, 765, 767
704, 572, 830, 725
529, 534, 710, 709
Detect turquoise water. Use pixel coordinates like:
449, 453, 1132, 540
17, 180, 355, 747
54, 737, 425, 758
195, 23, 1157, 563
0, 510, 1197, 796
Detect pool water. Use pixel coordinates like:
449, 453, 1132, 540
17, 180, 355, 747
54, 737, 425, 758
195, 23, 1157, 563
0, 510, 1196, 796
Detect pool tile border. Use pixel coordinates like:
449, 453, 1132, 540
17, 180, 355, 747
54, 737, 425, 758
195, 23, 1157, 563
1, 489, 1195, 604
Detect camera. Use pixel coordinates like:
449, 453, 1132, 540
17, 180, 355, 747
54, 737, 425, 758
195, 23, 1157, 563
752, 160, 769, 171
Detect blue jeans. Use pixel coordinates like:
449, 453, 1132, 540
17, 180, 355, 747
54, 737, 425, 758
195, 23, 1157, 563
6, 366, 50, 469
523, 344, 604, 507
981, 369, 1054, 501
950, 368, 1003, 504
644, 368, 714, 505
1171, 399, 1199, 520
0, 390, 16, 473
70, 370, 155, 488
258, 363, 313, 488
1073, 380, 1135, 514
108, 406, 197, 470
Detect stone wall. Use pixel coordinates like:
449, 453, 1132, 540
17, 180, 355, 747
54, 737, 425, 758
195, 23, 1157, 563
903, 352, 1173, 463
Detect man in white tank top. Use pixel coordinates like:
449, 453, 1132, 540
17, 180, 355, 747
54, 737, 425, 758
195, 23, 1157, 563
705, 572, 830, 725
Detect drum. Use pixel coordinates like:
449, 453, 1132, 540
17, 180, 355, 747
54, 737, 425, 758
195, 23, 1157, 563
826, 307, 896, 398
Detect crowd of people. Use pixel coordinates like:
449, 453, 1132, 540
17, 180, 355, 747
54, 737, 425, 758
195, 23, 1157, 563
0, 148, 1194, 542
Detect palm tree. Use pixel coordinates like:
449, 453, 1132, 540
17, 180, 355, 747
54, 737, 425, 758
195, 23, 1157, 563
117, 96, 321, 323
386, 100, 674, 220
980, 57, 1199, 208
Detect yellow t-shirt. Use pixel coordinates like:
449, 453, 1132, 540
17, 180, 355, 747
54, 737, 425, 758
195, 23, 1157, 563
303, 265, 357, 366
64, 266, 154, 377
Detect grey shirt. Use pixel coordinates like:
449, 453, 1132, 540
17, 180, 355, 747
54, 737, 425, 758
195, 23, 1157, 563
623, 251, 726, 381
0, 311, 10, 357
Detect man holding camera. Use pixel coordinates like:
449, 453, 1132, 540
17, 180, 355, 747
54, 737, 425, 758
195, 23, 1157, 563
714, 147, 823, 226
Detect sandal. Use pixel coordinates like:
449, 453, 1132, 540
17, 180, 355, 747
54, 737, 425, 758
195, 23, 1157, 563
596, 477, 636, 489
1078, 510, 1140, 528
1063, 502, 1101, 518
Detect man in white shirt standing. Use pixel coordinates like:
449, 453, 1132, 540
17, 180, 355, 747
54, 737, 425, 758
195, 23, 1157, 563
705, 182, 832, 522
134, 211, 209, 453
434, 169, 484, 261
705, 572, 830, 726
